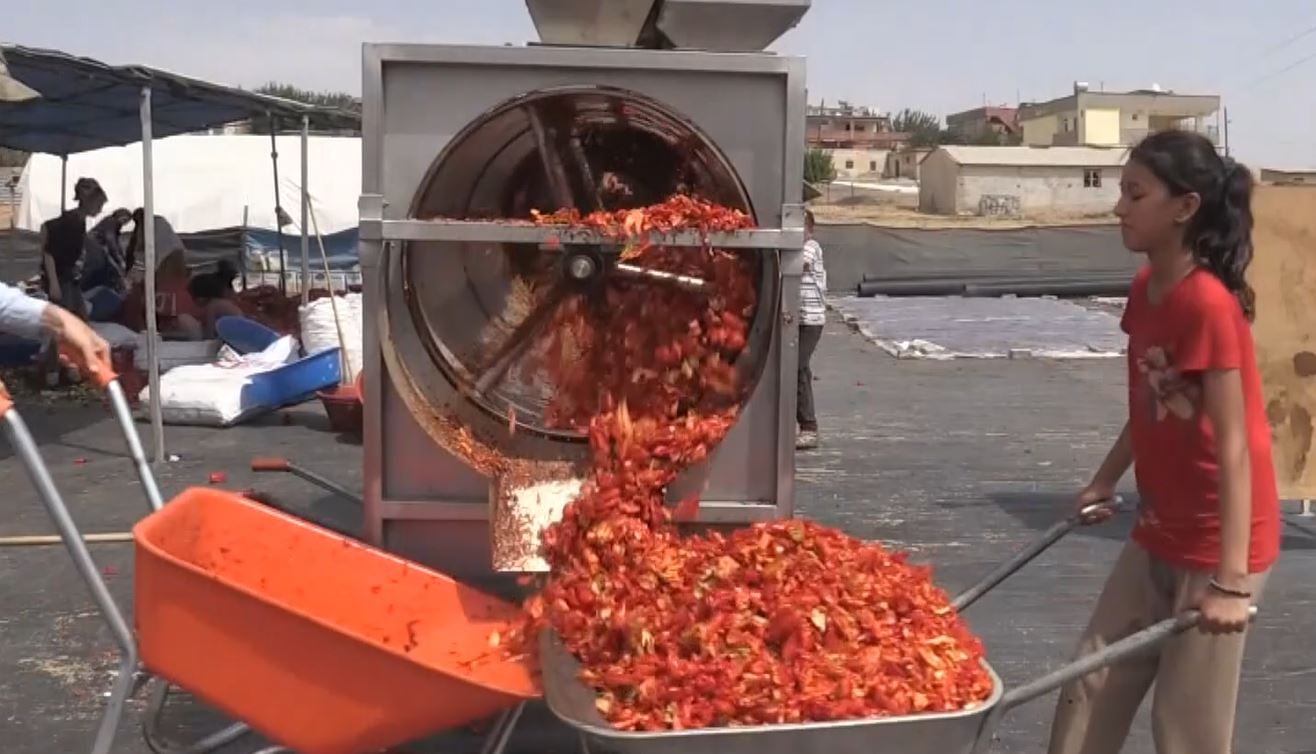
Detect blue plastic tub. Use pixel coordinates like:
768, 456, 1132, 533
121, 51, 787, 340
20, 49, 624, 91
243, 347, 342, 412
215, 316, 282, 355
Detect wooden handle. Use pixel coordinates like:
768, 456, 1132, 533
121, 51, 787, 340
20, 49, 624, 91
250, 456, 291, 472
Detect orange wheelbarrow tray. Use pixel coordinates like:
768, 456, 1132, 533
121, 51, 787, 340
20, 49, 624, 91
133, 487, 540, 754
0, 358, 538, 754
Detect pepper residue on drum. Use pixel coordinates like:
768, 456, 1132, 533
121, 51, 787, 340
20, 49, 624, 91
495, 196, 992, 731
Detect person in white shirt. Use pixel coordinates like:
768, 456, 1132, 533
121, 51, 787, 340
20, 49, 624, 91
797, 209, 826, 450
0, 281, 110, 379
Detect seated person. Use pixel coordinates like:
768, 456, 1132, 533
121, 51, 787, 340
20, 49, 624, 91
80, 208, 134, 321
118, 212, 242, 340
188, 258, 240, 305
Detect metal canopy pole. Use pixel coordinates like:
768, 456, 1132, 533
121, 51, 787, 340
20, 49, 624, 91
59, 155, 67, 212
300, 115, 310, 303
140, 86, 164, 463
268, 114, 288, 296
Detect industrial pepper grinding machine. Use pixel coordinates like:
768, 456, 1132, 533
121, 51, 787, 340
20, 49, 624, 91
358, 0, 810, 583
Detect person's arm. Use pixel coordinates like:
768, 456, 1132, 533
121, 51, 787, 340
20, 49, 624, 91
0, 282, 110, 372
1198, 368, 1253, 632
1089, 420, 1133, 493
1074, 420, 1132, 522
801, 240, 818, 273
0, 281, 51, 340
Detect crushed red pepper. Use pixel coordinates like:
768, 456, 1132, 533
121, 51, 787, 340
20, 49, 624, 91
504, 196, 991, 731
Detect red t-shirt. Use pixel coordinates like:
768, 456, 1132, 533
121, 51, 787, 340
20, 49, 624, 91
1121, 265, 1280, 573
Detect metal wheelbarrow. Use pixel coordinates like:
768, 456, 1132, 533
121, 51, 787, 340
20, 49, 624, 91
0, 357, 540, 754
539, 501, 1257, 754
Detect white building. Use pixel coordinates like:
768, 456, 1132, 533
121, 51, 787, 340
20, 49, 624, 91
826, 147, 890, 180
918, 146, 1128, 217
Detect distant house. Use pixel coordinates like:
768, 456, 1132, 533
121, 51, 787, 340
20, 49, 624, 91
827, 147, 890, 180
807, 101, 911, 151
884, 148, 932, 181
1018, 83, 1219, 148
919, 146, 1129, 217
946, 106, 1020, 144
1260, 168, 1316, 186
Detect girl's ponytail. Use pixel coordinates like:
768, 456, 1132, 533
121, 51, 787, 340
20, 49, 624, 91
1130, 131, 1257, 321
1195, 158, 1255, 321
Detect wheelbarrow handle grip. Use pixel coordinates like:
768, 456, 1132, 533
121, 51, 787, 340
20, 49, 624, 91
950, 497, 1128, 613
251, 456, 292, 472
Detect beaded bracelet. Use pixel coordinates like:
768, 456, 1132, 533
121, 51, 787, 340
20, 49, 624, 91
1208, 578, 1252, 599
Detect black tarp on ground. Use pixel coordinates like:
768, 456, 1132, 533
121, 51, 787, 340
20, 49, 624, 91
813, 223, 1139, 294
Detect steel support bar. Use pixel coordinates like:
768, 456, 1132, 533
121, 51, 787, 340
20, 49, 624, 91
359, 217, 804, 250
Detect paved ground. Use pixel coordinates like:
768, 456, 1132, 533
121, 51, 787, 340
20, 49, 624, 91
2, 321, 1313, 753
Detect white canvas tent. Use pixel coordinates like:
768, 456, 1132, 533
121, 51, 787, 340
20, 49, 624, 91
0, 44, 358, 464
17, 134, 362, 235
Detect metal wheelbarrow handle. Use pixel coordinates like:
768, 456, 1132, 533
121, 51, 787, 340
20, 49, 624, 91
969, 606, 1258, 754
62, 346, 165, 512
951, 498, 1127, 612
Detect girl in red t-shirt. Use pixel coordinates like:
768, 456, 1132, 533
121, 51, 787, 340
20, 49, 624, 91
1048, 131, 1280, 754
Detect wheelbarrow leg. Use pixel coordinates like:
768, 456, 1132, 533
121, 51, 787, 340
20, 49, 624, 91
478, 702, 526, 754
141, 680, 252, 754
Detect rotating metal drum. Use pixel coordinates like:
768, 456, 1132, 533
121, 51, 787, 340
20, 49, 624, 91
379, 87, 780, 468
360, 42, 806, 581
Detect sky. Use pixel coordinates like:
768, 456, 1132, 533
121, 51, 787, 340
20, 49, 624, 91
8, 0, 1316, 168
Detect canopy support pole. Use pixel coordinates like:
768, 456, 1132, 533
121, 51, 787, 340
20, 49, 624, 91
300, 115, 310, 304
140, 86, 164, 464
268, 114, 287, 296
59, 156, 67, 212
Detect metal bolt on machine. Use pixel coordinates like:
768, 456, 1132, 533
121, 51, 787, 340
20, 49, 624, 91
358, 0, 812, 582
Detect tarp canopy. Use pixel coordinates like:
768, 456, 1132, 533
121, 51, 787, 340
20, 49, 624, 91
17, 134, 362, 235
0, 45, 358, 155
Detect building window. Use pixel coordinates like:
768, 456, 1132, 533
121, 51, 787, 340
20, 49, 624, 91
845, 160, 855, 169
1084, 169, 1102, 188
869, 160, 878, 171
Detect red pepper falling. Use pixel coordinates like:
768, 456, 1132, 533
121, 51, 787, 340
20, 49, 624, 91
500, 196, 991, 731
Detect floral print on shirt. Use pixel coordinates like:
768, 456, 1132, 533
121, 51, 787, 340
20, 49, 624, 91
1136, 346, 1201, 423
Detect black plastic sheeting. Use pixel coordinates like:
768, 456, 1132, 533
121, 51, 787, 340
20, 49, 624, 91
856, 273, 1131, 298
813, 223, 1139, 295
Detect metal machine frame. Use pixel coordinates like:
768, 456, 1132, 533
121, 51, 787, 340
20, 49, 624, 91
359, 43, 806, 576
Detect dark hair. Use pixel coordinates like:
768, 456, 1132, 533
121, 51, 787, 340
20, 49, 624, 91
1129, 130, 1256, 320
73, 177, 106, 205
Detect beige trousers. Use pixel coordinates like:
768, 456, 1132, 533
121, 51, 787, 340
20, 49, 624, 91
1047, 541, 1268, 754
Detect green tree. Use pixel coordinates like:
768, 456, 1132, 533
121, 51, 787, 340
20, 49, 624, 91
249, 82, 361, 134
803, 148, 836, 184
893, 108, 945, 147
254, 82, 361, 113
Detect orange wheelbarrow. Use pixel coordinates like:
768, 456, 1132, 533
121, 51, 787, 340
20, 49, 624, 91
0, 357, 540, 754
